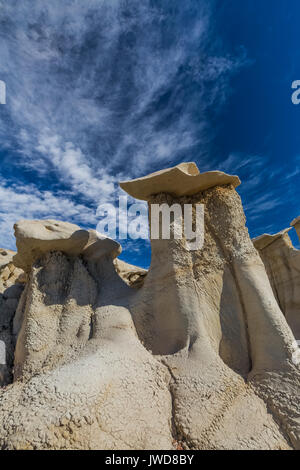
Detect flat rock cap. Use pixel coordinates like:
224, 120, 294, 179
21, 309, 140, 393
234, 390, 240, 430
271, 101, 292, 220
13, 219, 121, 271
252, 228, 292, 250
119, 162, 241, 200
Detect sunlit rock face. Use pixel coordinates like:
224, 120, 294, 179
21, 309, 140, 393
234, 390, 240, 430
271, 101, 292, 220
0, 163, 299, 450
291, 216, 300, 242
253, 226, 300, 339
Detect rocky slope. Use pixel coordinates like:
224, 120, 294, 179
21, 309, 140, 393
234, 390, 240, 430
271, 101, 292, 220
0, 162, 299, 450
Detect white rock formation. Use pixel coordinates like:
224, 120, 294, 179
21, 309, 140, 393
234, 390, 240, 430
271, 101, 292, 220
1, 224, 172, 450
124, 166, 299, 449
253, 226, 300, 339
0, 163, 299, 450
13, 219, 121, 271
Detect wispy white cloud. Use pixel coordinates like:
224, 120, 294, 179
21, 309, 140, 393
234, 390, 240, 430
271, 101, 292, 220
213, 152, 296, 235
216, 153, 265, 174
285, 166, 300, 179
35, 133, 116, 201
0, 0, 247, 257
0, 1, 245, 177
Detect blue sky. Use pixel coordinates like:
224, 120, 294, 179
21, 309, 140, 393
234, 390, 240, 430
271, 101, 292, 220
0, 0, 299, 268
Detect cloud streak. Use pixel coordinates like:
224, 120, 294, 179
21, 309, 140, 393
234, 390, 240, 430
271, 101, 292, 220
0, 0, 246, 258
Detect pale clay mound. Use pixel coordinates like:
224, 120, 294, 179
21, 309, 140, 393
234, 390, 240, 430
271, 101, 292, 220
0, 162, 299, 450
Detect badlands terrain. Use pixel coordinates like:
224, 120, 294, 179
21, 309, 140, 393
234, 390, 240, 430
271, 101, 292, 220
0, 162, 299, 450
